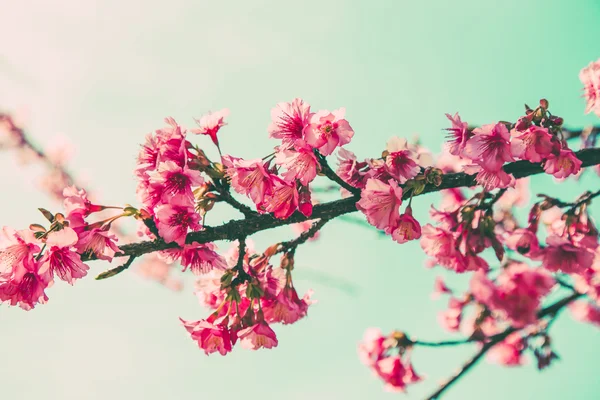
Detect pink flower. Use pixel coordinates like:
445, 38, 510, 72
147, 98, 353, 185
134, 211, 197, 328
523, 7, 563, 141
464, 164, 515, 191
463, 122, 514, 171
445, 113, 471, 156
148, 161, 204, 202
431, 276, 452, 300
262, 286, 314, 325
504, 228, 540, 256
542, 235, 594, 274
260, 178, 299, 219
569, 301, 600, 327
275, 144, 320, 186
268, 98, 312, 146
75, 227, 120, 261
155, 196, 201, 246
357, 328, 386, 366
160, 242, 227, 275
543, 149, 582, 179
192, 108, 230, 147
510, 126, 554, 163
357, 179, 403, 233
39, 227, 89, 284
472, 264, 554, 327
180, 317, 233, 356
222, 156, 275, 206
305, 108, 354, 156
487, 332, 526, 366
374, 356, 422, 392
579, 58, 600, 116
0, 227, 40, 273
384, 138, 421, 183
391, 206, 421, 244
437, 297, 465, 332
237, 321, 278, 350
63, 186, 103, 219
336, 148, 368, 189
420, 224, 460, 270
0, 261, 51, 310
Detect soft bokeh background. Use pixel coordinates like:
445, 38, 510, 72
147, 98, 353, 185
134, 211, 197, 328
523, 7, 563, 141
1, 1, 599, 399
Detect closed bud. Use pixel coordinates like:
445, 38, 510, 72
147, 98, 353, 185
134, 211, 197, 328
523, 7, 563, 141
539, 99, 549, 110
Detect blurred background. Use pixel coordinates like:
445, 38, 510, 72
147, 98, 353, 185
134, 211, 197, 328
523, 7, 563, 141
1, 0, 599, 399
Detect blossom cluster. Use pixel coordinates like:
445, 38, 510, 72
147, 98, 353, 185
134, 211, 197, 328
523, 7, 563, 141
0, 186, 119, 309
181, 242, 313, 355
357, 329, 421, 392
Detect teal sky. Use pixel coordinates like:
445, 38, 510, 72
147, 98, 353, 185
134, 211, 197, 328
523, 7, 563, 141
1, 1, 599, 399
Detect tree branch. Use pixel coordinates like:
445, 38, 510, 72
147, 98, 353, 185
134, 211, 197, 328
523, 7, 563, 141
81, 146, 600, 262
425, 291, 583, 400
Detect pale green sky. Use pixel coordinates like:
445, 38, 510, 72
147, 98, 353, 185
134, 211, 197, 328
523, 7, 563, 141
1, 1, 599, 399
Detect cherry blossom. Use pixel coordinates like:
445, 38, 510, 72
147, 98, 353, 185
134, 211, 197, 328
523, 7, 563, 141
304, 108, 354, 156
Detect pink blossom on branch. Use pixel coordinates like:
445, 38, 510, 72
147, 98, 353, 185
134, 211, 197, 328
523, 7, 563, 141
356, 178, 403, 233
268, 98, 312, 147
191, 108, 230, 147
304, 108, 354, 156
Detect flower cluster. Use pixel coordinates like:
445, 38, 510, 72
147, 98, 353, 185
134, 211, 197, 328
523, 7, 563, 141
181, 243, 313, 355
0, 186, 121, 309
357, 329, 422, 392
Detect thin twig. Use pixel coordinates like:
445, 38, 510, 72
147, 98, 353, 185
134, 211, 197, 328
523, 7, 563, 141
315, 151, 361, 195
278, 218, 331, 254
95, 255, 138, 280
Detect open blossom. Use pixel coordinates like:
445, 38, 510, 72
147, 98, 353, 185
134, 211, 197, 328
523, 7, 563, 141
503, 228, 540, 256
268, 98, 312, 146
445, 113, 471, 156
222, 156, 275, 206
463, 122, 514, 171
63, 186, 103, 219
275, 144, 320, 186
260, 178, 299, 219
374, 356, 422, 393
237, 321, 278, 350
579, 58, 600, 116
0, 228, 50, 310
542, 235, 594, 274
391, 206, 421, 244
148, 161, 204, 202
0, 260, 51, 310
39, 227, 89, 284
75, 227, 120, 261
192, 108, 230, 146
475, 263, 554, 327
304, 108, 354, 156
357, 179, 403, 233
155, 196, 201, 246
181, 317, 232, 356
357, 328, 386, 366
543, 148, 582, 179
420, 224, 462, 271
160, 242, 227, 275
487, 332, 526, 366
262, 286, 314, 325
464, 164, 515, 191
510, 126, 554, 163
337, 148, 368, 189
384, 137, 421, 183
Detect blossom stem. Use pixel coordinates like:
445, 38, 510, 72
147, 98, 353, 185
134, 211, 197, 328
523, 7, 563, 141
277, 218, 331, 255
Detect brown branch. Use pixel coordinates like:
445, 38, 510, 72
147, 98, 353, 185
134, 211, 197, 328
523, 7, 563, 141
425, 291, 583, 400
81, 146, 600, 262
277, 218, 331, 255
